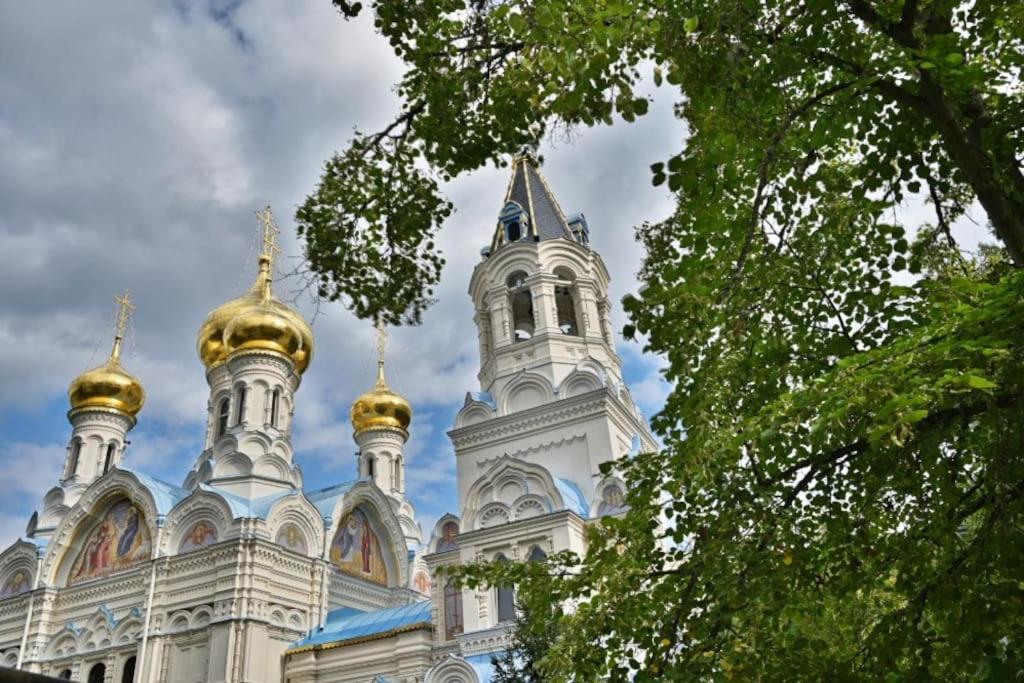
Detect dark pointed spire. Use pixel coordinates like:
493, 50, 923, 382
491, 157, 574, 251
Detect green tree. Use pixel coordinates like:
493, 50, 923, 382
301, 0, 1024, 679
490, 597, 560, 683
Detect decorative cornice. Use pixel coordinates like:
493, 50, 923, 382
68, 407, 135, 430
448, 390, 611, 449
476, 433, 586, 469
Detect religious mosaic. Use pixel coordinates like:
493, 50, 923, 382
330, 508, 388, 586
276, 524, 308, 555
437, 521, 459, 552
413, 569, 430, 595
0, 569, 30, 598
597, 484, 627, 516
178, 521, 217, 553
68, 500, 151, 585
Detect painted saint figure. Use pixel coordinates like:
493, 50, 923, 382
179, 521, 217, 553
0, 570, 30, 598
331, 507, 388, 586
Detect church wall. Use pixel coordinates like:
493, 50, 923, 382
427, 511, 587, 637
451, 391, 627, 509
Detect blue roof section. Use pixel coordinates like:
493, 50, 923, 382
198, 484, 297, 520
467, 391, 496, 409
291, 601, 432, 650
122, 468, 189, 517
305, 480, 358, 526
466, 653, 500, 683
555, 478, 590, 518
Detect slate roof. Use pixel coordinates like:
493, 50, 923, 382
491, 158, 574, 250
289, 601, 432, 651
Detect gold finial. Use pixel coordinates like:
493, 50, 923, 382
254, 205, 281, 300
110, 291, 134, 363
374, 319, 389, 388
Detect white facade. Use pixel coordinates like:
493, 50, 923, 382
0, 159, 656, 683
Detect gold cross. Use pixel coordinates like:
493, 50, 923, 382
375, 319, 388, 363
110, 291, 134, 363
255, 205, 281, 271
374, 320, 390, 389
114, 291, 134, 338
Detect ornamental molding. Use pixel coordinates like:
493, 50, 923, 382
475, 433, 587, 469
225, 349, 294, 375
68, 409, 135, 430
455, 625, 511, 656
448, 391, 610, 449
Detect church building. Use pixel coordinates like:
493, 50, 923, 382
0, 159, 656, 682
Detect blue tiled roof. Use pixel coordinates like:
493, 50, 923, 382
291, 601, 432, 650
465, 653, 500, 683
305, 480, 358, 526
554, 478, 590, 518
198, 484, 297, 520
122, 468, 190, 517
467, 391, 496, 409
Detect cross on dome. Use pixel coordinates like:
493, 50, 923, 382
110, 290, 134, 363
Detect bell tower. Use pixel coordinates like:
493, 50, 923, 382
470, 157, 625, 405
452, 157, 657, 515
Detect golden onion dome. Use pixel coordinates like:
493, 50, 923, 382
69, 298, 145, 417
351, 360, 412, 436
196, 208, 314, 374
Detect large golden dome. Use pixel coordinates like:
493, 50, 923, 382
69, 295, 145, 417
196, 209, 314, 374
351, 361, 412, 436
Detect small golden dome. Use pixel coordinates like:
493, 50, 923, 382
196, 208, 314, 374
69, 295, 145, 417
351, 361, 412, 436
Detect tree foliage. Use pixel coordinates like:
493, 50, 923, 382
304, 0, 1024, 678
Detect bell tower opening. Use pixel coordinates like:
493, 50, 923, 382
507, 272, 534, 342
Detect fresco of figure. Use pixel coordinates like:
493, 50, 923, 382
437, 521, 459, 552
68, 500, 151, 585
331, 508, 388, 585
597, 484, 627, 516
0, 570, 30, 598
179, 521, 217, 553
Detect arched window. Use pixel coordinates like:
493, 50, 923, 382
88, 663, 106, 683
553, 267, 581, 336
270, 389, 281, 427
58, 670, 72, 680
528, 546, 547, 562
121, 656, 136, 683
507, 272, 534, 342
217, 397, 230, 437
103, 443, 116, 474
495, 554, 515, 623
444, 579, 463, 639
393, 456, 402, 492
235, 386, 247, 426
66, 440, 81, 479
365, 455, 375, 479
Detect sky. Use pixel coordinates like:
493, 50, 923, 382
0, 1, 680, 547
